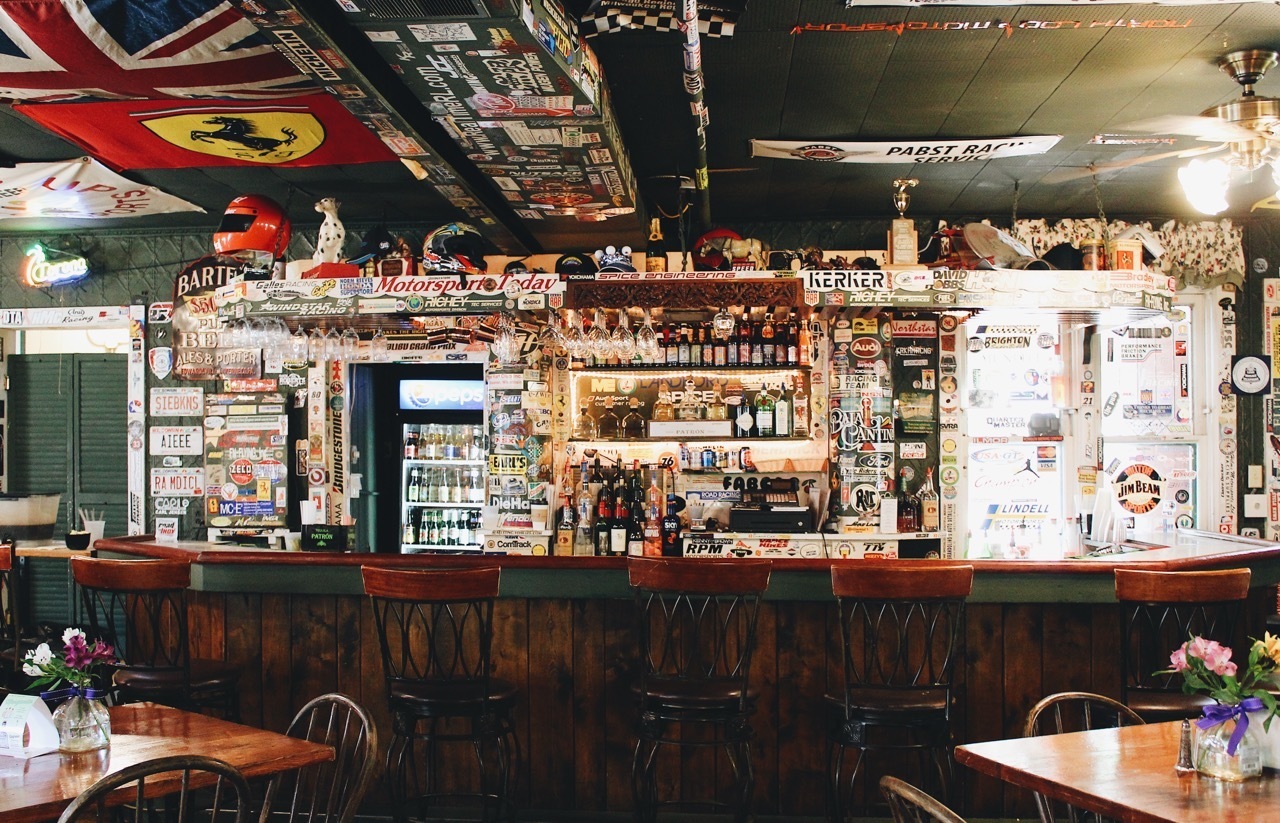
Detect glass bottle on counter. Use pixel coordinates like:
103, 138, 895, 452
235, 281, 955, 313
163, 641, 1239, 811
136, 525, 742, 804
594, 476, 613, 556
665, 324, 679, 365
799, 319, 813, 367
574, 403, 599, 440
897, 469, 921, 533
707, 383, 727, 421
754, 384, 776, 437
622, 397, 646, 439
678, 322, 691, 365
793, 383, 810, 436
598, 398, 621, 439
652, 390, 675, 422
738, 314, 752, 365
760, 313, 776, 366
610, 469, 630, 557
786, 319, 799, 366
575, 462, 594, 556
646, 217, 667, 272
919, 467, 940, 532
555, 491, 577, 555
775, 380, 792, 437
661, 494, 682, 557
689, 327, 702, 365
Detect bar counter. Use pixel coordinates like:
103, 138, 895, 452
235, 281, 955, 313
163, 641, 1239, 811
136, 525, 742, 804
89, 530, 1280, 819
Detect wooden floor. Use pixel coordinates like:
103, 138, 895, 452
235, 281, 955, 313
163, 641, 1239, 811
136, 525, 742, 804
187, 589, 1273, 820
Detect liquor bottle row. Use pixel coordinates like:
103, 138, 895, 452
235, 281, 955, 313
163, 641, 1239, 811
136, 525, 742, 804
554, 460, 682, 557
573, 379, 809, 440
403, 507, 482, 548
570, 312, 812, 369
403, 424, 485, 461
405, 465, 485, 505
882, 467, 941, 534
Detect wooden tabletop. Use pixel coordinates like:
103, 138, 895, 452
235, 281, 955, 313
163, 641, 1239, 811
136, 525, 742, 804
957, 721, 1280, 823
0, 703, 333, 823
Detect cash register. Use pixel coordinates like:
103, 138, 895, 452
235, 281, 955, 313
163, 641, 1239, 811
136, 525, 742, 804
728, 476, 812, 533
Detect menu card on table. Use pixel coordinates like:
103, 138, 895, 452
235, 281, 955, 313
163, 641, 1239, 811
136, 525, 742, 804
0, 694, 58, 758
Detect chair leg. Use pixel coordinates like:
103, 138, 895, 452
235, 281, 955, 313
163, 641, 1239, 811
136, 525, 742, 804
632, 734, 660, 823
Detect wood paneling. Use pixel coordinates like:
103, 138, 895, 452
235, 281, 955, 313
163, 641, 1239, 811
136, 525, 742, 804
184, 592, 1271, 819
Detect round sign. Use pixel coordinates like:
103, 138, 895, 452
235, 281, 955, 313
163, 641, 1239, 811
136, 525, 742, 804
229, 459, 254, 486
1231, 355, 1269, 395
1113, 463, 1164, 515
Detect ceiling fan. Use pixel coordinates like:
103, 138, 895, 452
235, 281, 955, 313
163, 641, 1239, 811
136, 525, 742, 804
1043, 49, 1280, 206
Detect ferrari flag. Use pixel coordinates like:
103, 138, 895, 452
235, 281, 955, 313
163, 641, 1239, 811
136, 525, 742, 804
0, 0, 314, 101
0, 157, 202, 219
18, 95, 398, 169
750, 136, 1061, 163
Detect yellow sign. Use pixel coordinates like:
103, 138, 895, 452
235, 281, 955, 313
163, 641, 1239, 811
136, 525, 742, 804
140, 110, 324, 164
489, 453, 528, 475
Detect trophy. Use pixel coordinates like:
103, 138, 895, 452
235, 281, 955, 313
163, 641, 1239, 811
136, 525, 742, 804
888, 178, 920, 267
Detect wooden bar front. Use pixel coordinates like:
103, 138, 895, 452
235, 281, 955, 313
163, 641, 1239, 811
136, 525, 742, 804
93, 535, 1280, 819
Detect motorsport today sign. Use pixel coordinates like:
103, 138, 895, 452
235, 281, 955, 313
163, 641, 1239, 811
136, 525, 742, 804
750, 135, 1060, 163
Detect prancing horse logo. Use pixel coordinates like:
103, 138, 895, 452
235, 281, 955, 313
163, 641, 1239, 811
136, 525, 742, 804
189, 117, 298, 157
140, 108, 324, 164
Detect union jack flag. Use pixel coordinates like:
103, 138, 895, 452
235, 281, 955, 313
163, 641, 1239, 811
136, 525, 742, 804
0, 0, 316, 101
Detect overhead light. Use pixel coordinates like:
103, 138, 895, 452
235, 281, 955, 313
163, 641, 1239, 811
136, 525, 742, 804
1178, 158, 1231, 215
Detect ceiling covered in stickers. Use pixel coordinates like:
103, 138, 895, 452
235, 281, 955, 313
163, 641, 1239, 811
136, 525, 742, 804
0, 0, 1278, 258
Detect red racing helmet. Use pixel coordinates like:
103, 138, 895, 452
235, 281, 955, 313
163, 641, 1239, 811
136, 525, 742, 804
213, 195, 292, 259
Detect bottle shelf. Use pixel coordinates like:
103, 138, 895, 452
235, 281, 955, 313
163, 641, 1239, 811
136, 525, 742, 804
402, 544, 483, 553
568, 436, 813, 444
403, 501, 483, 508
571, 365, 810, 374
405, 458, 486, 466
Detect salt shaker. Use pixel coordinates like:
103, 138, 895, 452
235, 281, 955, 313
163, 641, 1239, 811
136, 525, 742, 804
1175, 719, 1196, 774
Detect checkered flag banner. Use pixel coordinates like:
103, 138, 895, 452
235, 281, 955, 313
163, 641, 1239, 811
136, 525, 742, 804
581, 0, 744, 37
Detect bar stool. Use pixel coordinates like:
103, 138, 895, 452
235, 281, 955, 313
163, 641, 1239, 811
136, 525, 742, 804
879, 776, 968, 823
70, 557, 241, 719
361, 565, 518, 823
1115, 567, 1251, 722
1022, 692, 1144, 823
628, 556, 772, 823
0, 541, 24, 689
827, 563, 973, 822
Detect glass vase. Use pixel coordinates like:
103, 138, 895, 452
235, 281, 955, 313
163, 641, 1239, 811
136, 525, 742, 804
52, 694, 111, 753
1195, 714, 1263, 781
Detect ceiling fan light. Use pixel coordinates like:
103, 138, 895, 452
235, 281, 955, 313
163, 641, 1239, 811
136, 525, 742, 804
1178, 158, 1231, 214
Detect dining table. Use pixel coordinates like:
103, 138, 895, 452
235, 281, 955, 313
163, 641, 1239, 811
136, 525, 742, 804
956, 720, 1280, 823
0, 702, 334, 823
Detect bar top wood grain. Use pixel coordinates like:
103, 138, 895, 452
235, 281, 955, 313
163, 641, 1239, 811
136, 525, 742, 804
0, 702, 332, 823
957, 721, 1280, 823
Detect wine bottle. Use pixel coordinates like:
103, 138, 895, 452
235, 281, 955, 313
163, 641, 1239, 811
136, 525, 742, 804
775, 380, 792, 437
661, 494, 682, 557
919, 467, 940, 532
610, 470, 630, 557
646, 217, 667, 272
594, 477, 614, 556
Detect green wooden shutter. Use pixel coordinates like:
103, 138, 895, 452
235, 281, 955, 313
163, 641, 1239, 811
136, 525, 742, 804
8, 355, 73, 533
74, 355, 127, 537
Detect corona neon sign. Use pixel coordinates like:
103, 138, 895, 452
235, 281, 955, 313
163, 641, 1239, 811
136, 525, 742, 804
20, 244, 88, 287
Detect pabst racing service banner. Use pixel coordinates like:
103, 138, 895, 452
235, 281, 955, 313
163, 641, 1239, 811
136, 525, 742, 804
0, 157, 201, 219
750, 136, 1060, 163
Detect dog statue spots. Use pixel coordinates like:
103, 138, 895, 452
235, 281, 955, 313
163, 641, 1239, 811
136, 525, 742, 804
313, 197, 345, 264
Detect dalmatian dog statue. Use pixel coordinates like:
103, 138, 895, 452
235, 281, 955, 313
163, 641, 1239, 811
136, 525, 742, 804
312, 197, 345, 264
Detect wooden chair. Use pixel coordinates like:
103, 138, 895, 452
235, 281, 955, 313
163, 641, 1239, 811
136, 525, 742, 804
259, 693, 378, 823
362, 565, 517, 823
880, 776, 967, 823
55, 754, 251, 823
628, 556, 772, 823
1023, 692, 1146, 823
70, 557, 241, 720
828, 563, 974, 821
1115, 568, 1250, 722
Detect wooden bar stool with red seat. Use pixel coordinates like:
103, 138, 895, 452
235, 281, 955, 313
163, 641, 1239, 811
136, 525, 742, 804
628, 556, 773, 823
69, 557, 241, 720
1115, 567, 1251, 723
827, 563, 974, 822
361, 565, 518, 823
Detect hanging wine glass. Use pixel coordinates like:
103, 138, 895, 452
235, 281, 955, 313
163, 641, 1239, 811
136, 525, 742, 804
561, 310, 586, 357
611, 308, 636, 363
635, 308, 659, 363
323, 326, 341, 361
340, 328, 360, 361
371, 328, 390, 362
288, 325, 309, 365
712, 306, 735, 340
308, 326, 327, 362
587, 308, 613, 361
537, 312, 565, 353
490, 312, 521, 366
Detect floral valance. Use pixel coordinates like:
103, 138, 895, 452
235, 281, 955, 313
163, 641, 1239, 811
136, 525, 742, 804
1011, 218, 1244, 291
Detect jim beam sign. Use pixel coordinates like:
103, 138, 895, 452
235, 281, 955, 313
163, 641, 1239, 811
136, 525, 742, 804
173, 255, 244, 380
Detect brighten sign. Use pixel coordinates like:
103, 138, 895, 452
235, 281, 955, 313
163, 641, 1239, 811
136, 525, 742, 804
20, 244, 88, 287
399, 379, 485, 411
